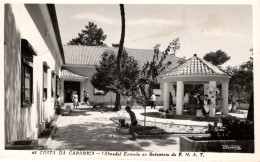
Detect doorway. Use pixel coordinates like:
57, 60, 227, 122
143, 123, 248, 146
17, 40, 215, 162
64, 81, 81, 103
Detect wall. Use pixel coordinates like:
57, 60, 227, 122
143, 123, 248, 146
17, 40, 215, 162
4, 4, 24, 144
1, 1, 5, 148
4, 4, 62, 144
62, 66, 168, 105
60, 77, 128, 105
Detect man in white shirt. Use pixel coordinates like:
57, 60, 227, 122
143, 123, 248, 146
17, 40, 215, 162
150, 93, 156, 109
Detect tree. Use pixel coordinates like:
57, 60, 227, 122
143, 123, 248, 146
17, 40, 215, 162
203, 50, 230, 66
91, 50, 140, 111
177, 56, 186, 65
135, 38, 181, 128
67, 22, 107, 46
91, 4, 127, 111
113, 4, 126, 111
247, 91, 254, 121
169, 38, 180, 56
246, 48, 253, 121
91, 50, 117, 94
228, 69, 253, 102
240, 48, 253, 71
223, 50, 253, 104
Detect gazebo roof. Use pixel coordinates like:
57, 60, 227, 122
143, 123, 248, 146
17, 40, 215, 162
163, 54, 228, 77
61, 69, 87, 79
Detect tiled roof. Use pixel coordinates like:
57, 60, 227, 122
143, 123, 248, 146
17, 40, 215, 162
63, 45, 180, 70
163, 54, 228, 77
61, 69, 87, 78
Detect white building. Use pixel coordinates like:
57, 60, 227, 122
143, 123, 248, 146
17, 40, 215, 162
4, 4, 65, 144
3, 3, 181, 146
60, 45, 181, 105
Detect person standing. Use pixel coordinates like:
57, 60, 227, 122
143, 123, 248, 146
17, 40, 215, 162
83, 91, 90, 106
73, 91, 79, 109
150, 93, 156, 109
125, 106, 138, 140
126, 96, 131, 107
196, 93, 201, 105
202, 94, 211, 116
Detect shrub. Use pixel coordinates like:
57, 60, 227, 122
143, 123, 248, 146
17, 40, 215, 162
207, 117, 254, 140
221, 117, 254, 140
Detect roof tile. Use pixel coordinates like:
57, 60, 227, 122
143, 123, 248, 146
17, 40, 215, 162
61, 69, 87, 78
63, 45, 180, 70
163, 54, 228, 77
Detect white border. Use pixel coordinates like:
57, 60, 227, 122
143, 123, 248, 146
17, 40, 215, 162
0, 0, 259, 161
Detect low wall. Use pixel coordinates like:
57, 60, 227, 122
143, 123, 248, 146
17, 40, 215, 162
180, 136, 254, 153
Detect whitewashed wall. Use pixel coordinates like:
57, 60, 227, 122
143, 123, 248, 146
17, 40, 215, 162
4, 4, 62, 143
61, 66, 168, 105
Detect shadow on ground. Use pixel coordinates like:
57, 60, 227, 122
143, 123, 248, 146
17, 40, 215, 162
140, 112, 223, 122
49, 120, 178, 151
63, 109, 92, 117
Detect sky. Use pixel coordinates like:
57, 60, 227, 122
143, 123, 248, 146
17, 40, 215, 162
55, 4, 252, 67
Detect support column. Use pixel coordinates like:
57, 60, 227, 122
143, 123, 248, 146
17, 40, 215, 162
163, 82, 170, 110
172, 88, 176, 104
222, 83, 229, 115
84, 79, 87, 90
60, 79, 64, 103
209, 81, 216, 117
176, 81, 184, 115
204, 84, 209, 95
169, 83, 176, 104
209, 81, 216, 105
82, 79, 87, 103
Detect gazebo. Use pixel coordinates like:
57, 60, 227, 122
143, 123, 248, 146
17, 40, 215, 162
161, 54, 231, 116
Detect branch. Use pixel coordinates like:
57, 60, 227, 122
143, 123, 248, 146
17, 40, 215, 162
105, 85, 119, 94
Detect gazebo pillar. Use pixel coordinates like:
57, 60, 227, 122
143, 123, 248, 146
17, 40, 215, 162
204, 84, 209, 95
222, 82, 229, 115
169, 83, 176, 104
172, 89, 176, 104
163, 82, 170, 110
209, 81, 216, 104
176, 81, 184, 115
209, 81, 216, 117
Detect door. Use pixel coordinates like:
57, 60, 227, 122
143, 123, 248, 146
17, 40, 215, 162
64, 81, 80, 103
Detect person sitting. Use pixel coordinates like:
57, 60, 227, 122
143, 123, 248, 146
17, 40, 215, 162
125, 106, 138, 140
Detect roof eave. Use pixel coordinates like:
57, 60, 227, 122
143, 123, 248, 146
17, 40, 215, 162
61, 76, 88, 79
162, 74, 231, 83
46, 4, 65, 64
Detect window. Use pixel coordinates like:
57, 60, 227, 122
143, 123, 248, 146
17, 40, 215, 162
43, 61, 49, 101
94, 88, 105, 95
21, 39, 37, 107
51, 71, 55, 97
21, 62, 33, 106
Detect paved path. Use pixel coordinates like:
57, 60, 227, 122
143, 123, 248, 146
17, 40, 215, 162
47, 104, 245, 151
48, 107, 181, 151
